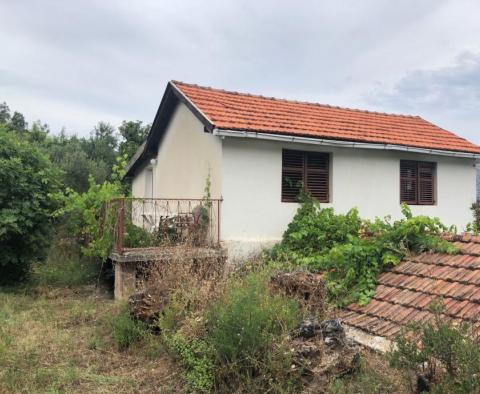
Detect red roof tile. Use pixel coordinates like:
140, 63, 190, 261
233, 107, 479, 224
172, 81, 480, 154
340, 234, 480, 338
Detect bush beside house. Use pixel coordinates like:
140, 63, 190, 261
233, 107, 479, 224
0, 126, 62, 283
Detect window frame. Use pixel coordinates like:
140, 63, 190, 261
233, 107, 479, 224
400, 160, 436, 206
281, 149, 330, 203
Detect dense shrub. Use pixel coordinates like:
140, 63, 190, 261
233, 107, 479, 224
0, 127, 62, 283
57, 156, 127, 259
162, 332, 215, 393
157, 269, 302, 393
206, 272, 299, 366
205, 272, 301, 390
388, 303, 480, 393
109, 307, 148, 351
273, 194, 456, 305
273, 193, 362, 258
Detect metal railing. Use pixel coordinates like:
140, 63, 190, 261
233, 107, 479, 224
106, 198, 222, 255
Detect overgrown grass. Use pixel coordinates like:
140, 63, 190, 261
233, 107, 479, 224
0, 287, 181, 393
327, 349, 408, 394
30, 236, 101, 288
31, 258, 99, 288
108, 306, 148, 351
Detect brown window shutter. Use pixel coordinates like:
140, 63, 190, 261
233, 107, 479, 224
418, 162, 435, 205
400, 160, 436, 205
282, 150, 330, 203
282, 150, 304, 202
400, 160, 418, 204
305, 152, 329, 202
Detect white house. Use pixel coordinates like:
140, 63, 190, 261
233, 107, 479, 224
126, 81, 480, 261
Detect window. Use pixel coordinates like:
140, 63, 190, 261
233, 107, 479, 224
281, 149, 330, 202
400, 160, 436, 205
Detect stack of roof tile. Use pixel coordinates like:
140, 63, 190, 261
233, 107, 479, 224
340, 234, 480, 338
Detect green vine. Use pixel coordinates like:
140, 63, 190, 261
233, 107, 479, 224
272, 192, 458, 306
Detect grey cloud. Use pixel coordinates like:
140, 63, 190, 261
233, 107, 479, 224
366, 51, 480, 143
0, 0, 479, 144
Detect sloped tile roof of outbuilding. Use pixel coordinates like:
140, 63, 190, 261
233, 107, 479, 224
172, 81, 480, 154
339, 234, 480, 338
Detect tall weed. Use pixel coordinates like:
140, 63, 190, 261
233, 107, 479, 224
205, 271, 301, 391
388, 302, 480, 393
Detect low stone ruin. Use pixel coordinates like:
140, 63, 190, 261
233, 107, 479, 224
290, 317, 362, 392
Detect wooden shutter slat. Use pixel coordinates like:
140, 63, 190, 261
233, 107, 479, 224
282, 150, 304, 202
400, 160, 435, 205
282, 150, 330, 203
418, 163, 435, 205
306, 152, 329, 202
400, 161, 418, 204
282, 170, 303, 202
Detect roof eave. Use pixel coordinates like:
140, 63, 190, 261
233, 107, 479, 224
124, 81, 216, 178
213, 128, 480, 159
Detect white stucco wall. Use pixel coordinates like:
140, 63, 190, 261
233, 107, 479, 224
132, 102, 222, 199
221, 138, 477, 260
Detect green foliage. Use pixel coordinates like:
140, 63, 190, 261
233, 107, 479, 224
272, 192, 362, 259
82, 122, 119, 173
466, 202, 480, 234
32, 259, 97, 288
205, 272, 301, 381
388, 302, 480, 393
0, 126, 62, 283
31, 238, 98, 288
273, 193, 456, 305
157, 269, 301, 393
109, 307, 148, 351
56, 155, 127, 259
10, 111, 27, 132
44, 131, 110, 192
162, 332, 215, 393
0, 102, 10, 123
118, 120, 150, 161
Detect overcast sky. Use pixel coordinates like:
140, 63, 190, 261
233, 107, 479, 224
1, 0, 479, 144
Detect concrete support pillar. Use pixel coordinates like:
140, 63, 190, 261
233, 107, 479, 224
114, 262, 136, 300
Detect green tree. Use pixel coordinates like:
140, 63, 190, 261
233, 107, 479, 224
45, 132, 109, 192
10, 111, 27, 132
0, 102, 10, 124
83, 122, 118, 171
29, 120, 49, 143
0, 125, 62, 283
118, 120, 150, 161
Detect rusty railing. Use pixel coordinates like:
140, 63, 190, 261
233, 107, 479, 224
107, 198, 222, 255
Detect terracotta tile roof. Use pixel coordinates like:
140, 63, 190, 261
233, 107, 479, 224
172, 81, 480, 155
340, 234, 480, 338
